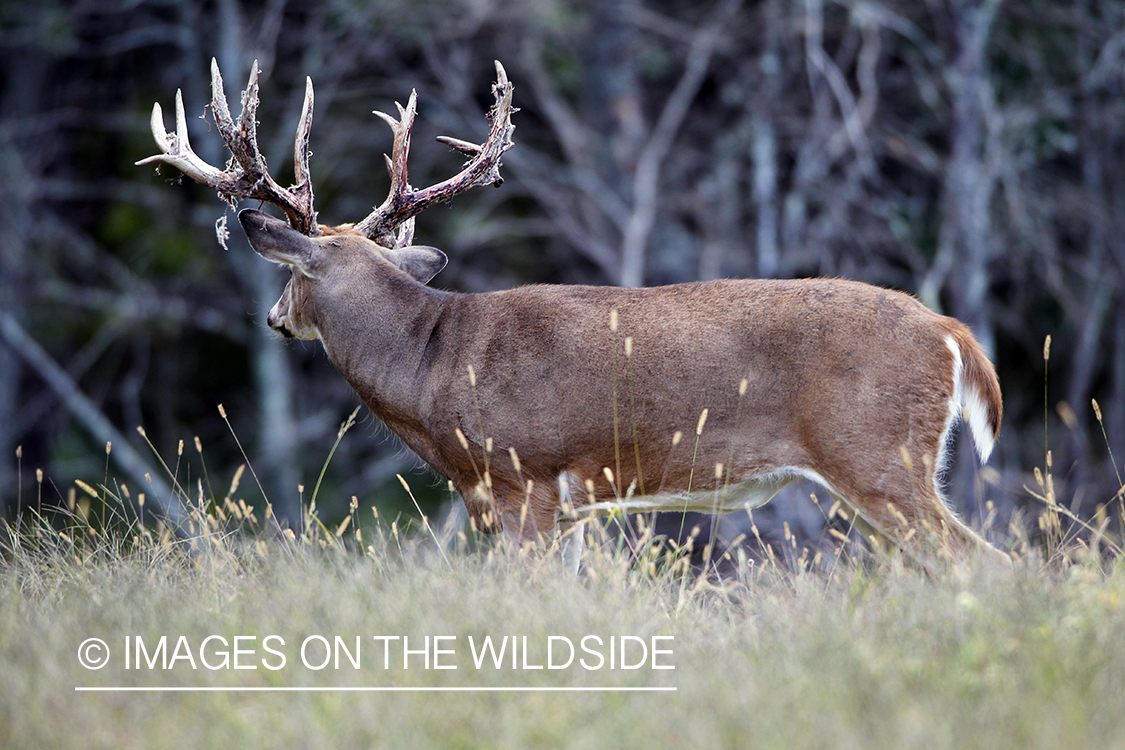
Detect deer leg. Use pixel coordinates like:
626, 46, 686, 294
496, 473, 575, 560
556, 471, 585, 573
557, 519, 585, 574
904, 483, 1010, 567
824, 491, 899, 559
500, 506, 539, 550
834, 476, 1008, 572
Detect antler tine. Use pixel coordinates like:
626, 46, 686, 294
387, 96, 419, 251
136, 90, 231, 189
292, 76, 315, 207
209, 58, 237, 147
227, 61, 264, 183
388, 93, 418, 204
353, 61, 515, 245
395, 216, 417, 249
357, 92, 418, 247
137, 58, 319, 236
434, 136, 482, 157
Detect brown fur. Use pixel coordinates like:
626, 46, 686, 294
242, 210, 1007, 568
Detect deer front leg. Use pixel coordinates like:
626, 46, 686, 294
492, 472, 586, 573
500, 506, 540, 550
557, 518, 585, 574
556, 470, 587, 574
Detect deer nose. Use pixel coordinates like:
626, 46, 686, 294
266, 309, 292, 338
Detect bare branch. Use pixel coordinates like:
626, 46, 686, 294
803, 0, 876, 177
0, 312, 196, 542
619, 0, 740, 287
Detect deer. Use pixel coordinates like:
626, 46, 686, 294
138, 59, 1009, 573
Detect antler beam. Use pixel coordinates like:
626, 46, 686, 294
354, 60, 516, 247
137, 59, 319, 236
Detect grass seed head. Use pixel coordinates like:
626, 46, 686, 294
696, 408, 709, 435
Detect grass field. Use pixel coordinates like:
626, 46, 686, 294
3, 482, 1125, 750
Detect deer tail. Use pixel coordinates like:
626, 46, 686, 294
944, 325, 1003, 463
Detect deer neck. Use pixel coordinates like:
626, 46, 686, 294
313, 268, 453, 433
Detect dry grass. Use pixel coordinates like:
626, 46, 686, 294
2, 474, 1125, 750
3, 377, 1125, 749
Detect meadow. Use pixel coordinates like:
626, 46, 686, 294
2, 462, 1124, 750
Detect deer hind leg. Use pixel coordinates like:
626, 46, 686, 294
830, 464, 1008, 571
823, 490, 897, 558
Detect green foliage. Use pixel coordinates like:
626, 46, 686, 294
0, 1, 74, 52
99, 203, 200, 277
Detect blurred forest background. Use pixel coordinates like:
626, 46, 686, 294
1, 0, 1123, 553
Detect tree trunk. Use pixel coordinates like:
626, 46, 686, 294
931, 0, 1001, 359
0, 53, 42, 512
751, 0, 782, 278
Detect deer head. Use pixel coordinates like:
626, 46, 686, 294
137, 58, 514, 339
237, 210, 449, 341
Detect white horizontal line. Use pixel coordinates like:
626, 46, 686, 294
75, 686, 676, 692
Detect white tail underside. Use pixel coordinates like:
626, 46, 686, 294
945, 335, 996, 464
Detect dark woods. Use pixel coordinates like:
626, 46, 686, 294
1, 0, 1122, 547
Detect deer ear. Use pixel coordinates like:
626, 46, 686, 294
239, 209, 317, 272
390, 245, 448, 284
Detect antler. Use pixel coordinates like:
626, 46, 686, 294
137, 59, 319, 236
354, 60, 516, 248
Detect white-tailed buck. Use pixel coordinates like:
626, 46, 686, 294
140, 60, 1007, 571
